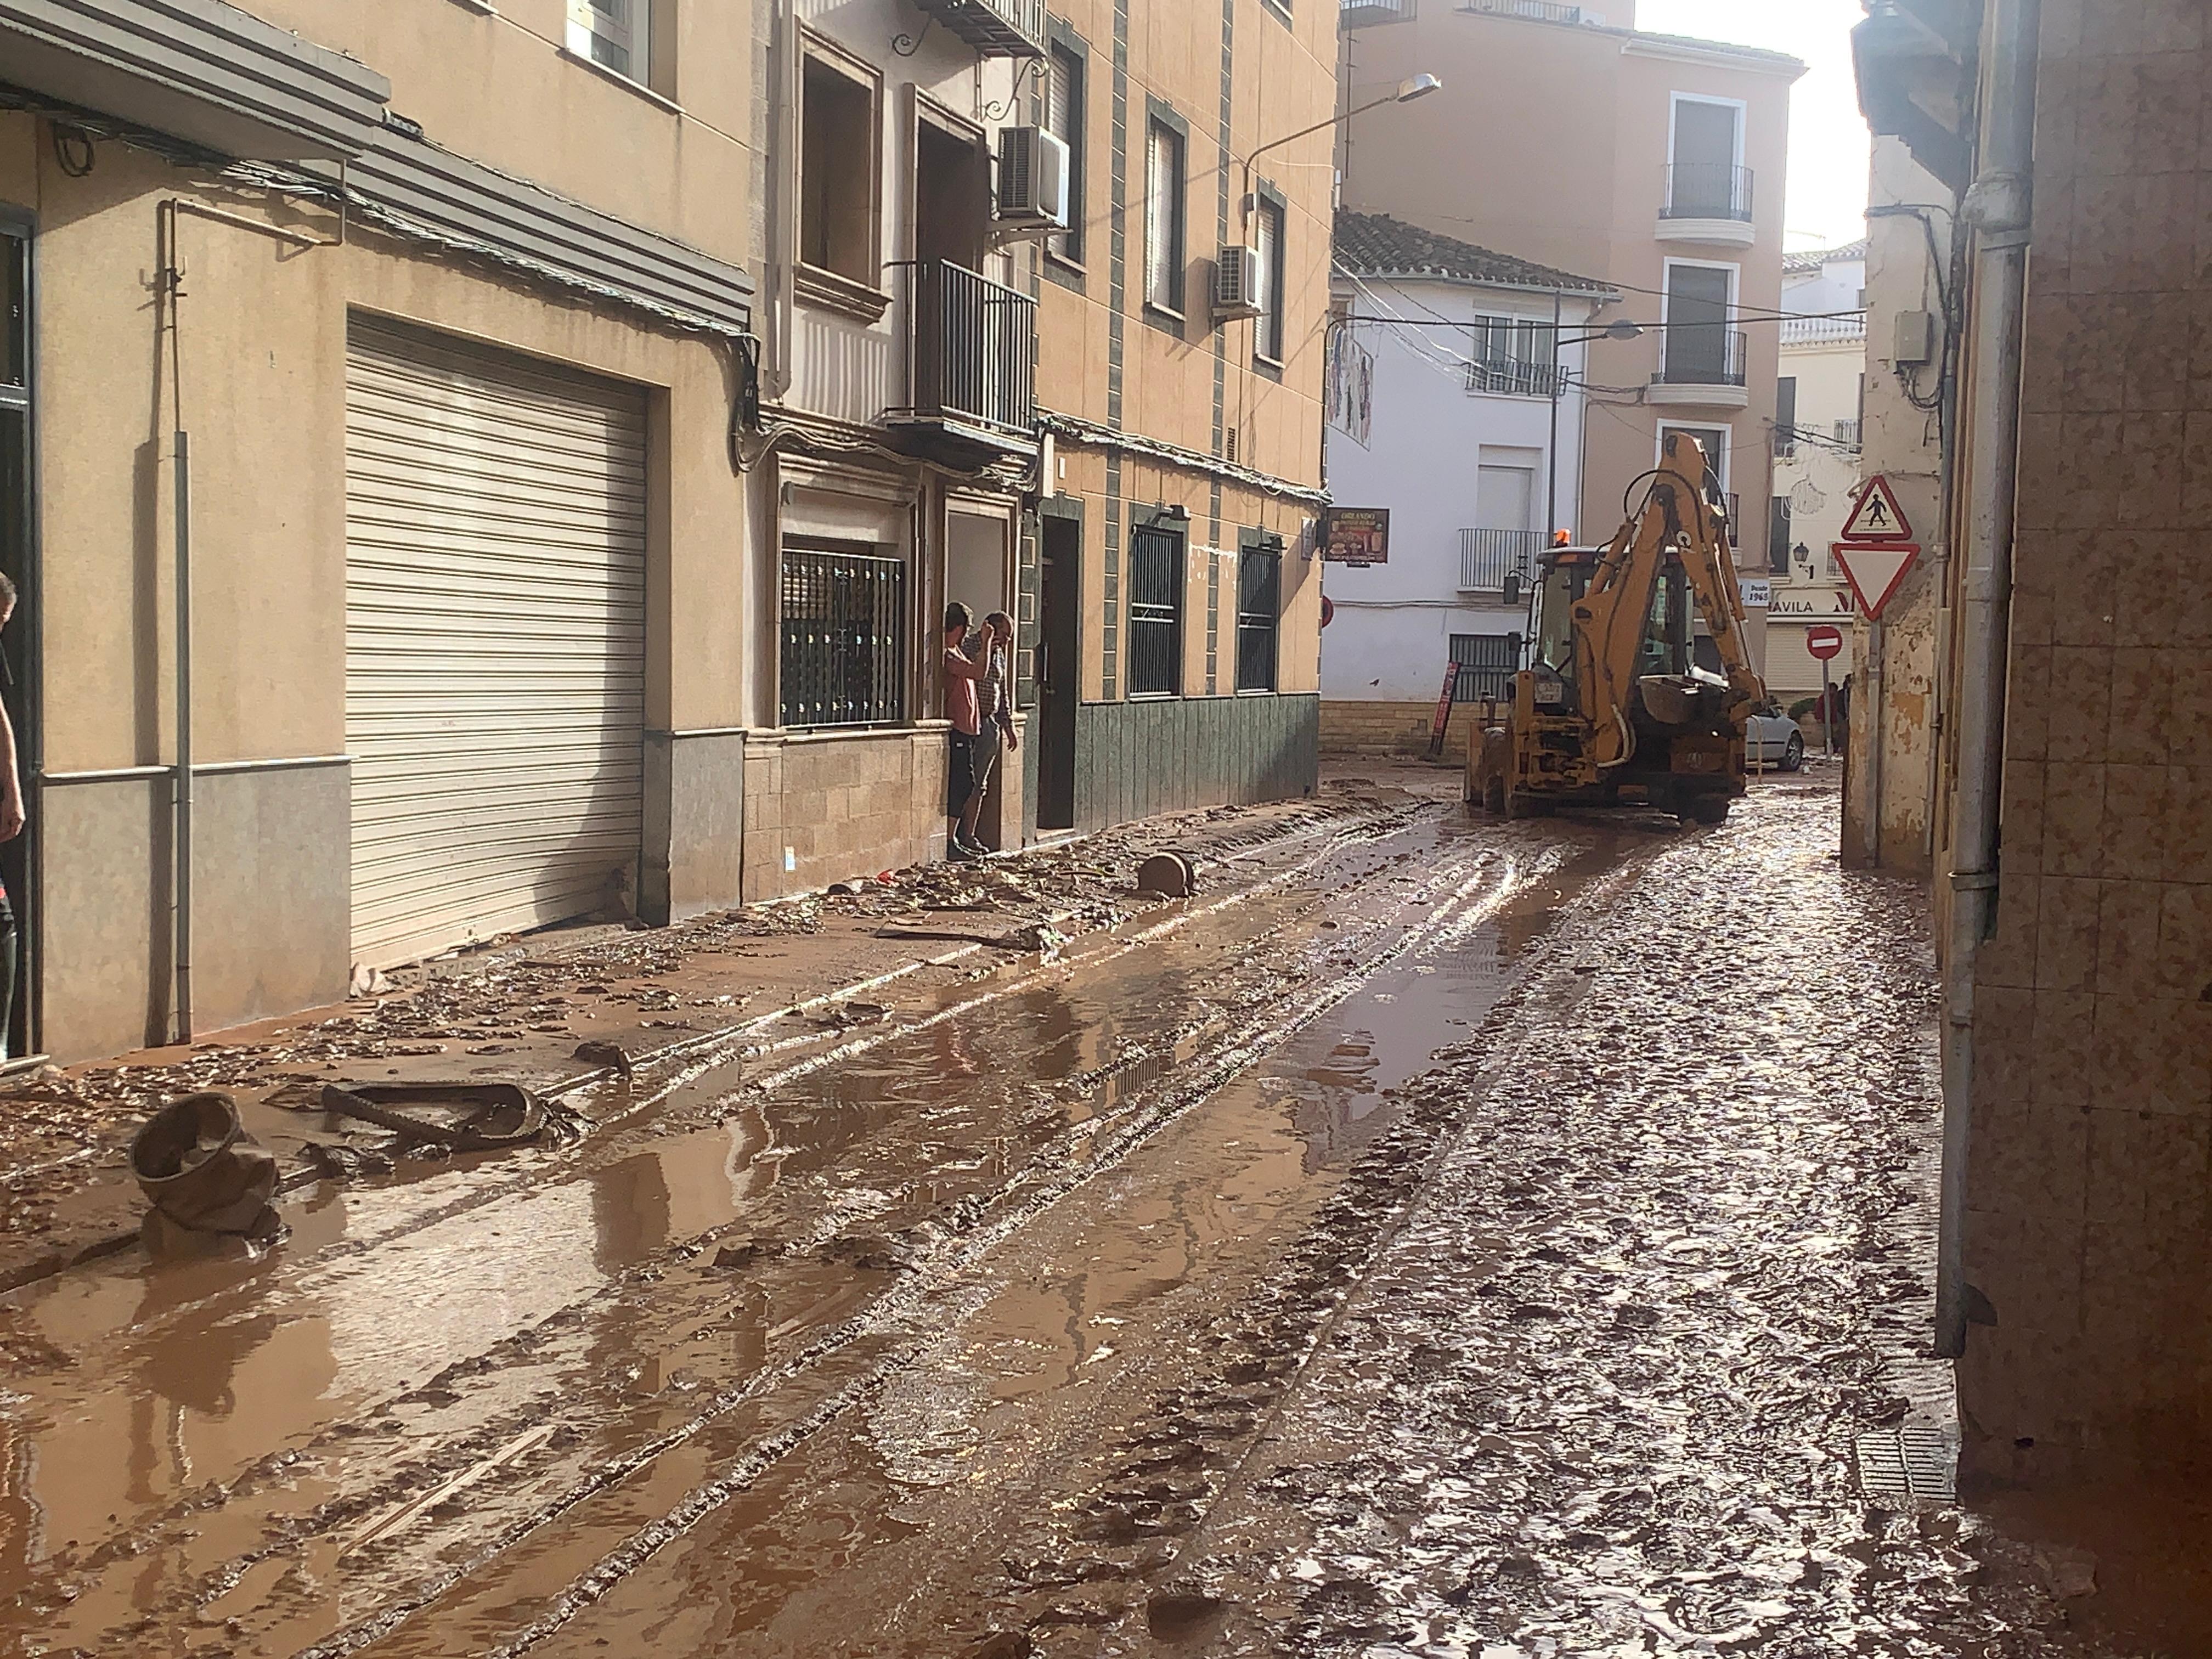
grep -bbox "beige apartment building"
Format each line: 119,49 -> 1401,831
1337,0 -> 1803,664
0,0 -> 1334,1062
755,0 -> 1334,900
0,0 -> 756,1062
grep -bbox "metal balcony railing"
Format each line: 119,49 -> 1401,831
1834,417 -> 1862,445
1464,356 -> 1562,398
1661,163 -> 1756,223
912,259 -> 1039,436
1341,0 -> 1417,22
1458,0 -> 1583,21
1459,528 -> 1544,593
1654,328 -> 1748,388
907,0 -> 1045,57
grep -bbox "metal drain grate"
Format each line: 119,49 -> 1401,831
1854,1426 -> 1957,1502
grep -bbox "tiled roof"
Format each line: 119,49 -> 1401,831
1785,239 -> 1870,273
1333,211 -> 1614,296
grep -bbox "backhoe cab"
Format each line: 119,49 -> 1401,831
1467,432 -> 1767,826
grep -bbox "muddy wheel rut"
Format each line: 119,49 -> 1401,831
2,804 -> 1663,1657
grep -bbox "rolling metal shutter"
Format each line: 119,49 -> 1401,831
345,318 -> 647,969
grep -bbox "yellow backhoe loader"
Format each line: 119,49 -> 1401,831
1467,432 -> 1767,825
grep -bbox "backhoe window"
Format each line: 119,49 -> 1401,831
1536,566 -> 1580,675
1638,568 -> 1690,678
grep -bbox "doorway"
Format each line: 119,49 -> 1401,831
1036,513 -> 1080,831
0,219 -> 36,1059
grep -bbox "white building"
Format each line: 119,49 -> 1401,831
1767,241 -> 1868,698
1321,211 -> 1615,754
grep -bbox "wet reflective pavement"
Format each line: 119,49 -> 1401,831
0,779 -> 2138,1656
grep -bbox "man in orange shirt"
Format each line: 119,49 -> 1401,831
943,602 -> 998,860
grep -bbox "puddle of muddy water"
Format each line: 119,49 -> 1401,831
0,818 -> 1604,1656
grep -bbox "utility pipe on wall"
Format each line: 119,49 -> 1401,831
156,196 -> 331,1045
1937,0 -> 2041,1359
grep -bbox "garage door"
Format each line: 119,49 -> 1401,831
1764,620 -> 1853,701
345,318 -> 647,969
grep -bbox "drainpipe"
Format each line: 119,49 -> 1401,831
766,0 -> 799,401
1937,0 -> 2040,1359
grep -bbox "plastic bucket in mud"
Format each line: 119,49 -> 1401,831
129,1092 -> 280,1235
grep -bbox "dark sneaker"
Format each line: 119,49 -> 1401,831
947,840 -> 980,862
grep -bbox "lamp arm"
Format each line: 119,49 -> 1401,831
1239,91 -> 1402,223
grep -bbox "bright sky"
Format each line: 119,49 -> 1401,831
1634,0 -> 1872,252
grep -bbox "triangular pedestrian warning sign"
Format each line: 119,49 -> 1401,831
1832,542 -> 1921,621
1839,475 -> 1913,541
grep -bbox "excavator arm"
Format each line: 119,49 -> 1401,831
1568,432 -> 1766,769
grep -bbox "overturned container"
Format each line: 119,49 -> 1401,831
129,1091 -> 281,1235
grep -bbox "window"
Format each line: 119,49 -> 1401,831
1659,263 -> 1740,385
1253,194 -> 1286,364
1127,525 -> 1184,695
1235,545 -> 1280,691
1768,496 -> 1792,576
1774,375 -> 1797,456
1466,315 -> 1559,397
1144,119 -> 1186,316
1666,96 -> 1748,220
1045,42 -> 1085,265
780,546 -> 907,729
567,0 -> 649,83
1451,634 -> 1522,703
800,50 -> 879,289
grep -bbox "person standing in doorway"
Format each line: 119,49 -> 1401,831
942,603 -> 998,861
964,609 -> 1020,848
0,575 -> 25,1058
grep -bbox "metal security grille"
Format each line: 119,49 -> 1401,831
1450,631 -> 1522,702
1235,548 -> 1279,692
1127,527 -> 1183,696
780,548 -> 907,729
344,319 -> 647,972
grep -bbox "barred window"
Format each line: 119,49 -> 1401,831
1451,632 -> 1522,702
1127,526 -> 1184,696
780,546 -> 907,729
1235,546 -> 1280,692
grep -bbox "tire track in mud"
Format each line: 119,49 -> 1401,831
298,830 -> 1583,1659
10,807 -> 1577,1656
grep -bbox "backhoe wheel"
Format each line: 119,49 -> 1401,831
1483,772 -> 1506,815
1685,795 -> 1731,826
1505,786 -> 1554,820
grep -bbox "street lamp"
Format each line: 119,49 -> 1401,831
1240,73 -> 1442,221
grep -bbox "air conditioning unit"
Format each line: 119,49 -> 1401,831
994,126 -> 1070,238
1214,244 -> 1264,322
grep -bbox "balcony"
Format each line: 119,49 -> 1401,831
1651,328 -> 1750,408
1464,357 -> 1562,399
1780,313 -> 1868,347
1459,528 -> 1545,595
905,0 -> 1046,57
1342,0 -> 1418,22
1833,418 -> 1862,445
1656,163 -> 1757,247
886,259 -> 1040,469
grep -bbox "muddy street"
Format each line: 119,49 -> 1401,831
0,776 -> 2127,1657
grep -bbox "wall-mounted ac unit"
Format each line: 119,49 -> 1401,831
1214,244 -> 1263,322
995,126 -> 1071,238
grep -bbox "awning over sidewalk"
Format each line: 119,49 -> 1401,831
0,0 -> 390,160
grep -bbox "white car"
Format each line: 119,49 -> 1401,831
1745,709 -> 1807,772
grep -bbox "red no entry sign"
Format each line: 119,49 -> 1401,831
1806,624 -> 1844,662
